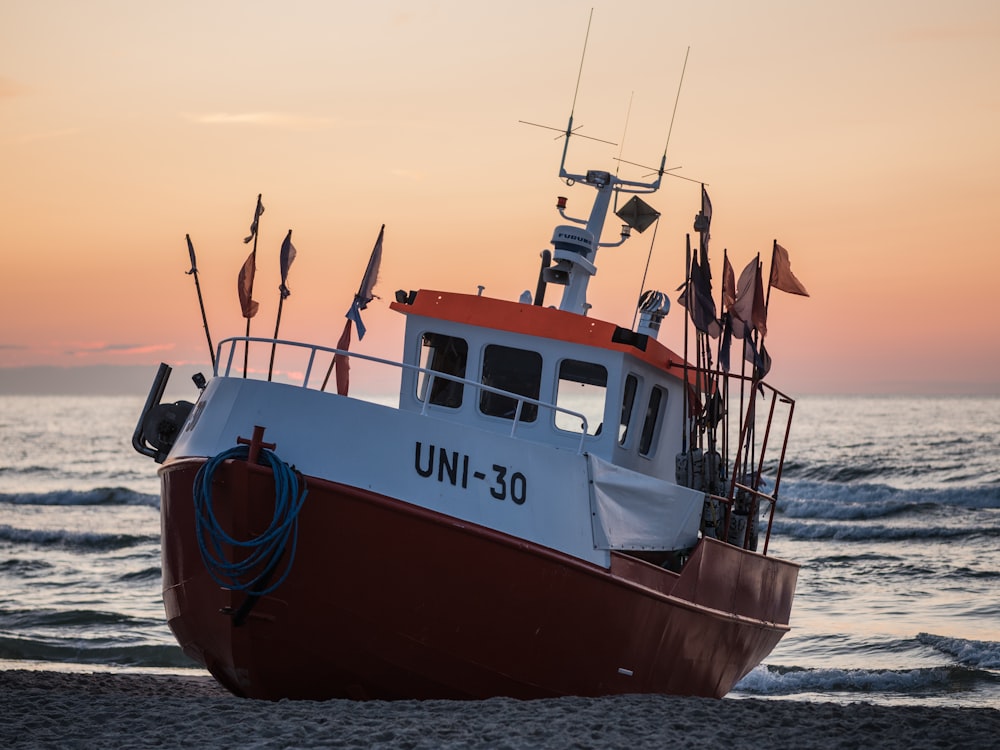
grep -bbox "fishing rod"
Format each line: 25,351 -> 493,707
268,229 -> 296,382
185,234 -> 215,369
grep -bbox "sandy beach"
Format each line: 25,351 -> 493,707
1,670 -> 997,749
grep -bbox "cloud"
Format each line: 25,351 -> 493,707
182,111 -> 336,131
67,342 -> 176,357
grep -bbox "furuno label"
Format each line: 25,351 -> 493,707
414,441 -> 527,505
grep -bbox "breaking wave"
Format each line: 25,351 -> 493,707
734,663 -> 999,700
778,480 -> 1000,519
918,633 -> 1000,671
736,633 -> 1000,703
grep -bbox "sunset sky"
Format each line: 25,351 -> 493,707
2,0 -> 998,395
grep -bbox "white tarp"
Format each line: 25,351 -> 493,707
588,454 -> 704,551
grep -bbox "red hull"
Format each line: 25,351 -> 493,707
161,457 -> 797,700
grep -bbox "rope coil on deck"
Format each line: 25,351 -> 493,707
193,445 -> 308,596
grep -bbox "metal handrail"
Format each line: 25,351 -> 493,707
731,481 -> 779,555
684,371 -> 795,557
705,482 -> 778,555
214,336 -> 592,454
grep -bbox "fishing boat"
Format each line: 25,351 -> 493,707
132,85 -> 803,701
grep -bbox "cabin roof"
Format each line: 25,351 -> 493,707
390,289 -> 692,378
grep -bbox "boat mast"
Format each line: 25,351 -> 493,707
541,12 -> 676,316
548,164 -> 663,316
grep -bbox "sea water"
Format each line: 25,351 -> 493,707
1,393 -> 998,707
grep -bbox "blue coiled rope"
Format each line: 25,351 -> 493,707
193,444 -> 308,596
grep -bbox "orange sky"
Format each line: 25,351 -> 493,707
2,1 -> 999,394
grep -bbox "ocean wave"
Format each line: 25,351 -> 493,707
951,566 -> 1000,581
0,487 -> 159,508
778,480 -> 1000,519
0,464 -> 51,476
783,459 -> 887,484
118,566 -> 162,583
0,634 -> 195,670
0,607 -> 145,631
918,633 -> 1000,670
783,457 -> 1000,494
734,663 -> 999,697
0,524 -> 158,552
771,519 -> 1000,542
0,557 -> 53,574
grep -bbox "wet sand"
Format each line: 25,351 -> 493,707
1,669 -> 998,749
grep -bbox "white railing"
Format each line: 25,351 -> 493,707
215,337 -> 592,454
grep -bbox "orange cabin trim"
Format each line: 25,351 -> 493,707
390,289 -> 694,380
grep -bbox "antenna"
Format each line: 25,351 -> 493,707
629,46 -> 695,329
658,46 -> 691,177
518,120 -> 616,146
570,8 -> 593,118
614,157 -> 704,185
518,10 -> 617,156
606,47 -> 692,185
560,8 -> 594,176
613,91 -> 635,212
615,91 -> 635,172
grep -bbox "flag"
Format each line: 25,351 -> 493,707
721,253 -> 736,312
278,230 -> 296,299
744,333 -> 772,377
769,243 -> 809,296
184,234 -> 198,281
730,257 -> 766,338
333,318 -> 352,396
694,185 -> 712,282
185,234 -> 198,275
704,389 -> 725,428
759,341 -> 772,377
719,313 -> 733,372
751,261 -> 766,336
694,184 -> 712,238
345,224 -> 384,340
328,224 -> 385,396
238,251 -> 259,318
244,194 -> 265,244
676,234 -> 720,338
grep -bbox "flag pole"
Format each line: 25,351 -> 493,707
681,233 -> 691,457
321,224 -> 385,394
695,183 -> 714,458
267,296 -> 284,382
185,234 -> 215,369
321,319 -> 353,394
243,194 -> 264,378
764,238 -> 777,314
736,252 -> 760,452
719,247 -> 732,470
268,230 -> 296,382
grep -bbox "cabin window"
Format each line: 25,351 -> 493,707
554,359 -> 607,436
639,386 -> 666,456
618,374 -> 639,445
417,332 -> 468,408
479,344 -> 542,422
